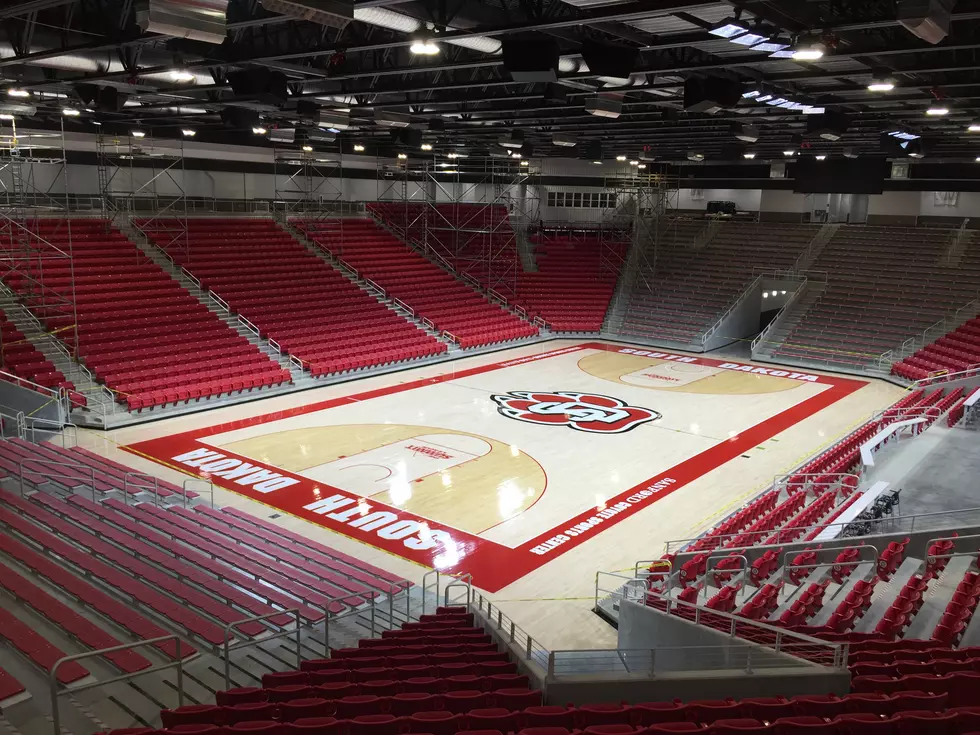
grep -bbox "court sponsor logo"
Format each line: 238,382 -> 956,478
491,391 -> 660,434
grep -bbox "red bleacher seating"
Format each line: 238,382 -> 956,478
139,218 -> 445,377
296,218 -> 537,349
893,316 -> 980,382
0,309 -> 83,405
0,219 -> 289,411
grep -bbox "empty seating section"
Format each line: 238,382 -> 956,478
139,219 -> 444,377
0,453 -> 412,693
515,236 -> 627,332
622,221 -> 818,344
0,309 -> 81,404
777,225 -> 980,368
893,316 -> 980,381
296,218 -> 537,348
102,606 -> 980,735
0,219 -> 287,412
367,202 -> 520,291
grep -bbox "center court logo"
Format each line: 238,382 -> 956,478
490,391 -> 660,434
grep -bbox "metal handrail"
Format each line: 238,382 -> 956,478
50,635 -> 189,735
471,591 -> 548,669
223,609 -> 302,689
18,458 -> 97,500
700,273 -> 765,346
183,478 -> 214,508
751,277 -> 810,353
123,471 -> 164,505
777,544 -> 879,596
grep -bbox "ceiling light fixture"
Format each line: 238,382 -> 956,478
132,130 -> 146,138
447,152 -> 458,159
397,153 -> 408,159
868,81 -> 895,92
410,34 -> 440,55
792,41 -> 826,61
637,164 -> 646,169
181,128 -> 196,137
743,152 -> 756,159
302,145 -> 313,152
968,122 -> 980,132
252,126 -> 267,134
0,114 -> 13,121
520,160 -> 529,166
170,70 -> 195,82
616,155 -> 627,161
629,160 -> 639,166
815,154 -> 827,160
926,105 -> 949,116
420,143 -> 433,151
62,108 -> 80,116
7,88 -> 29,98
783,149 -> 796,156
353,144 -> 365,152
593,160 -> 602,165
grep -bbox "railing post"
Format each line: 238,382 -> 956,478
370,596 -> 376,637
526,635 -> 533,659
510,621 -> 516,643
745,646 -> 753,675
548,651 -> 555,678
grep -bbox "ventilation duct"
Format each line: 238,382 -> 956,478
269,128 -> 296,143
898,0 -> 956,44
260,0 -> 352,28
552,133 -> 577,147
585,94 -> 623,119
318,110 -> 351,130
0,102 -> 37,116
375,110 -> 411,128
136,0 -> 228,44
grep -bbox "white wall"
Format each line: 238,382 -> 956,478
867,191 -> 921,216
760,190 -> 807,213
676,188 -> 762,212
918,191 -> 980,219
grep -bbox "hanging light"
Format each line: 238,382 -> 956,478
62,108 -> 80,116
520,160 -> 529,166
181,128 -> 196,136
170,70 -> 195,82
132,130 -> 146,138
353,144 -> 365,151
967,122 -> 980,132
815,154 -> 827,160
743,152 -> 756,159
252,126 -> 268,134
410,33 -> 440,55
7,88 -> 30,97
791,40 -> 826,61
629,160 -> 639,166
615,155 -> 627,161
926,105 -> 949,116
397,153 -> 408,159
302,145 -> 313,152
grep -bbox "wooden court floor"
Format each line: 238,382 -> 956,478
76,339 -> 905,651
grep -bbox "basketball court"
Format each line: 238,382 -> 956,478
104,340 -> 905,603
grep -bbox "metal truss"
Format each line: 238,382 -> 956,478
273,148 -> 344,229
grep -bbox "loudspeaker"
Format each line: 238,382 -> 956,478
683,77 -> 741,113
806,110 -> 849,141
581,40 -> 637,80
543,83 -> 567,103
502,38 -> 560,83
220,107 -> 260,130
226,69 -> 288,107
390,128 -> 422,148
297,100 -> 319,118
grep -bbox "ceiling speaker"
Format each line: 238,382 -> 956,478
683,77 -> 741,114
585,94 -> 623,119
581,40 -> 637,81
502,38 -> 560,83
226,68 -> 287,108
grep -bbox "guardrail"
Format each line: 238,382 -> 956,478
50,635 -> 190,735
700,274 -> 765,346
471,591 -> 549,671
751,277 -> 810,353
876,294 -> 980,369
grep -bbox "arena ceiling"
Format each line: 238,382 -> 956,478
3,0 -> 980,163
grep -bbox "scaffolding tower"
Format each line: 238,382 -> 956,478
374,155 -> 539,299
97,132 -> 189,262
273,148 -> 344,228
0,117 -> 77,417
603,165 -> 680,291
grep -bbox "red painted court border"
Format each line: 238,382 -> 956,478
125,342 -> 867,592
